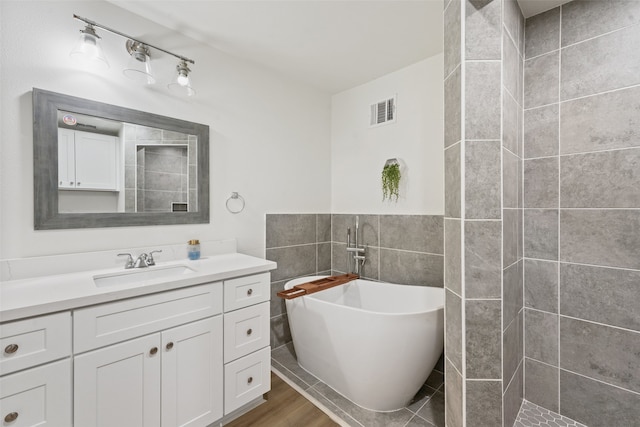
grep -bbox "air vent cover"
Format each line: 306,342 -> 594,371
370,96 -> 396,127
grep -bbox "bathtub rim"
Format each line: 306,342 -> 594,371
284,275 -> 444,316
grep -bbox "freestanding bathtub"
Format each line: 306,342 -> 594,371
284,275 -> 444,412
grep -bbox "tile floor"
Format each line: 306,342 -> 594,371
271,343 -> 445,427
514,401 -> 587,427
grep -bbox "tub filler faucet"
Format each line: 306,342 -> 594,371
346,216 -> 366,275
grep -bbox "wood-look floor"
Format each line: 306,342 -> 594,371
225,372 -> 339,427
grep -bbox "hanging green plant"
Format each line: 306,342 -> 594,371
381,161 -> 401,202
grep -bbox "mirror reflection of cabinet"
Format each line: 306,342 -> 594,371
57,129 -> 119,191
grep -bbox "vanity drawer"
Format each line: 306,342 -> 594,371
0,312 -> 71,376
223,302 -> 270,363
223,273 -> 270,312
0,359 -> 71,426
224,346 -> 271,415
74,282 -> 222,353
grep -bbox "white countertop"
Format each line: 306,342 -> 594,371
0,253 -> 276,323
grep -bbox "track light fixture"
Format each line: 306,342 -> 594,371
70,14 -> 196,96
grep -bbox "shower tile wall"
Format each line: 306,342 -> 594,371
523,2 -> 640,426
444,0 -> 524,425
123,124 -> 197,212
266,214 -> 444,349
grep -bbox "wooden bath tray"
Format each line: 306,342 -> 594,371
277,274 -> 359,299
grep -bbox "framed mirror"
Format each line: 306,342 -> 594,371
33,88 -> 209,229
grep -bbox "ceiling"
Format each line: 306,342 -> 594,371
109,0 -> 571,94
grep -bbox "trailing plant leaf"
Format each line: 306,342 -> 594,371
381,163 -> 401,202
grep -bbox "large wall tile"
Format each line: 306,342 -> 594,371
331,214 -> 378,246
560,210 -> 640,269
524,259 -> 558,313
561,25 -> 640,100
560,369 -> 640,427
266,214 -> 316,248
503,0 -> 522,48
360,246 -> 379,281
525,358 -> 559,412
465,0 -> 501,60
270,313 -> 292,348
524,104 -> 558,158
560,317 -> 640,392
503,148 -> 520,209
560,263 -> 640,331
446,290 -> 463,371
503,209 -> 519,268
266,244 -> 316,282
466,380 -> 501,425
317,242 -> 331,272
380,249 -> 443,287
524,157 -> 558,208
445,67 -> 462,148
465,221 -> 501,298
525,309 -> 558,365
465,141 -> 501,219
317,214 -> 331,242
445,143 -> 461,218
560,86 -> 640,155
524,209 -> 558,260
561,148 -> 640,208
445,218 -> 462,295
445,360 -> 463,427
444,0 -> 461,77
503,260 -> 523,330
270,280 -> 287,317
525,7 -> 560,59
503,28 -> 521,104
465,61 -> 501,140
380,215 -> 443,254
524,51 -> 559,109
503,362 -> 523,427
466,299 -> 501,379
503,311 -> 522,391
331,242 -> 348,274
503,91 -> 520,156
561,0 -> 640,47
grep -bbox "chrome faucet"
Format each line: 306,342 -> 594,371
346,216 -> 366,275
117,249 -> 162,269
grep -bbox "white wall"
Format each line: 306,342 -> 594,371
331,56 -> 444,214
0,1 -> 332,260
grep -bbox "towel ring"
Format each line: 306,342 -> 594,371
226,192 -> 245,214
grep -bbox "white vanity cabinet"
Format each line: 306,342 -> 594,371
73,283 -> 223,427
0,312 -> 72,426
222,273 -> 271,415
58,128 -> 119,191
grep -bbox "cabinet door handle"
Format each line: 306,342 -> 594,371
246,328 -> 253,336
77,182 -> 81,186
4,412 -> 19,423
150,347 -> 158,355
247,376 -> 253,384
247,288 -> 253,296
4,344 -> 18,354
166,342 -> 174,350
70,181 -> 74,185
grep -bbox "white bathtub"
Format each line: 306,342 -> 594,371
284,276 -> 444,412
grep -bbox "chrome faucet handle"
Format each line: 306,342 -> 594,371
133,253 -> 149,268
147,250 -> 162,266
117,253 -> 134,269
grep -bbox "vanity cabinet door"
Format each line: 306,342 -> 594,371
74,334 -> 161,427
57,128 -> 75,189
161,316 -> 223,427
73,131 -> 118,191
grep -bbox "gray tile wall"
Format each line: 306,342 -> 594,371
444,0 -> 525,425
266,213 -> 444,350
523,2 -> 640,425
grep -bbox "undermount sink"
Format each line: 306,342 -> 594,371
93,265 -> 196,287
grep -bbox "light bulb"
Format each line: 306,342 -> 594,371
177,72 -> 190,87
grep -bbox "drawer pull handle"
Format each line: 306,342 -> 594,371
166,342 -> 174,350
247,376 -> 253,384
246,328 -> 253,336
247,288 -> 253,296
4,412 -> 19,423
150,347 -> 158,355
4,344 -> 18,354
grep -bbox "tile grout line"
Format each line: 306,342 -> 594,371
557,4 -> 563,415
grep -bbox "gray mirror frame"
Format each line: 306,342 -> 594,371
33,88 -> 210,229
